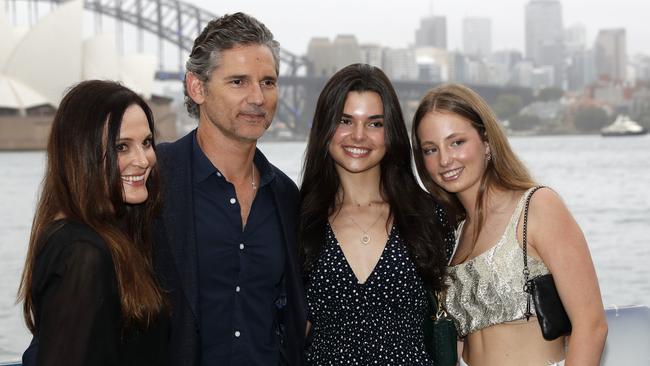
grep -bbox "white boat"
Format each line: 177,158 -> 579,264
600,115 -> 648,137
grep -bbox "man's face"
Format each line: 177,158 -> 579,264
196,44 -> 278,143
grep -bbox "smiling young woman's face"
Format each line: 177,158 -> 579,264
417,110 -> 490,198
328,91 -> 386,176
116,104 -> 156,204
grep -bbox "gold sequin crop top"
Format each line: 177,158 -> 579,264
444,188 -> 550,337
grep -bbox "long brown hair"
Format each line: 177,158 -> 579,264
411,83 -> 536,240
300,64 -> 448,290
18,80 -> 165,332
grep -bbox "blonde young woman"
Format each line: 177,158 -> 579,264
411,83 -> 607,366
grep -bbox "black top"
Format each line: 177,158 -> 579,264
191,135 -> 285,365
306,224 -> 434,366
23,220 -> 169,366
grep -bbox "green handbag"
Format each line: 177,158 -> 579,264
423,289 -> 458,366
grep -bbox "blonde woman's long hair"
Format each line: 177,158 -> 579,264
411,83 -> 536,242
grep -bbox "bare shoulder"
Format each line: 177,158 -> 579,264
527,187 -> 584,252
528,186 -> 571,219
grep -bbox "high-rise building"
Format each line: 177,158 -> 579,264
306,35 -> 362,77
415,16 -> 447,49
567,49 -> 596,91
595,28 -> 627,82
306,37 -> 334,77
525,0 -> 565,86
332,35 -> 362,71
487,50 -> 524,85
462,17 -> 492,57
564,24 -> 587,54
383,48 -> 418,80
360,44 -> 383,69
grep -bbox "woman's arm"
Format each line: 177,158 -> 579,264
527,188 -> 608,366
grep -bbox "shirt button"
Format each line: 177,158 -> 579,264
235,286 -> 241,292
229,198 -> 236,204
216,172 -> 222,177
234,331 -> 241,337
239,243 -> 245,250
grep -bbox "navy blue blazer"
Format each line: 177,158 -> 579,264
153,130 -> 306,366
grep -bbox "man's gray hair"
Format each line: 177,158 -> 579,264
184,12 -> 280,119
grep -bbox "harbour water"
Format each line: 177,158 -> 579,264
1,135 -> 649,360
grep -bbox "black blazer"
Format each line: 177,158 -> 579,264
153,130 -> 306,366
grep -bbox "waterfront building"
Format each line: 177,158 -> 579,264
0,0 -> 175,150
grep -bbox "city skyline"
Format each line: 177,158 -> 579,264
192,0 -> 649,56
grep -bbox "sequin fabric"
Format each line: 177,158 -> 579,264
444,188 -> 550,337
306,223 -> 434,366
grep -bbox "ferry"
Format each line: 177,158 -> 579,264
600,115 -> 648,137
1,305 -> 648,365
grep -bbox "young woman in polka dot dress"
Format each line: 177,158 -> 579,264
299,64 -> 455,365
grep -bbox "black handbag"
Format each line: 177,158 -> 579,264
423,289 -> 458,366
522,186 -> 572,341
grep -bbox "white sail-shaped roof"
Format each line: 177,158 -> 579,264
120,54 -> 157,99
0,5 -> 17,69
3,0 -> 83,107
83,34 -> 120,80
0,74 -> 49,109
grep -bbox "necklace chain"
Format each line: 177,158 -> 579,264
251,163 -> 257,191
349,208 -> 384,245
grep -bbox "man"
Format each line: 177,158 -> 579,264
154,12 -> 306,366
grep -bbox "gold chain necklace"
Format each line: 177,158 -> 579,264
348,209 -> 384,245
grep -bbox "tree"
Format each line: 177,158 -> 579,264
509,114 -> 541,131
573,106 -> 610,133
537,87 -> 564,102
493,94 -> 525,120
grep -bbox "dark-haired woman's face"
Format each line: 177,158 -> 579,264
116,105 -> 156,204
328,91 -> 386,176
417,110 -> 489,199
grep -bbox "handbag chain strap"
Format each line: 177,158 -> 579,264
522,185 -> 546,320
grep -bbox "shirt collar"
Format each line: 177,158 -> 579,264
192,132 -> 218,183
192,132 -> 276,187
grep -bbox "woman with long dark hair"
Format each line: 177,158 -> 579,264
18,80 -> 168,365
299,63 -> 452,365
411,83 -> 607,365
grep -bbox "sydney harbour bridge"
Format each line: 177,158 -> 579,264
5,0 -> 533,135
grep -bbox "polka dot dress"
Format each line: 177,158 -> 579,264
306,223 -> 434,366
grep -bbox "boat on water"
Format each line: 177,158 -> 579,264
600,115 -> 648,137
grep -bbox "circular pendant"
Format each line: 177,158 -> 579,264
361,234 -> 371,245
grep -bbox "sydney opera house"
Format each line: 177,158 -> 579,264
0,0 -> 177,149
